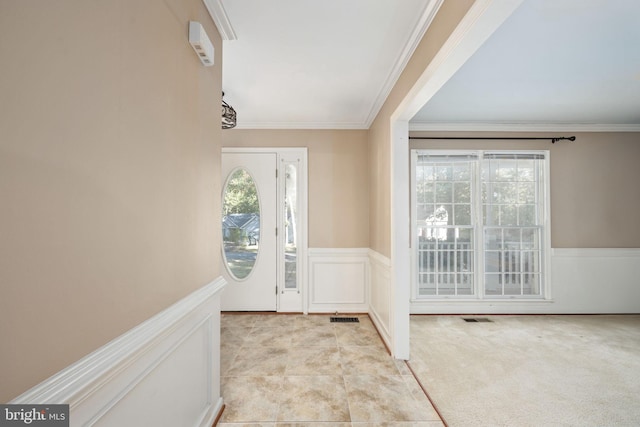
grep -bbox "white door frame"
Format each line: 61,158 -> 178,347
222,147 -> 308,313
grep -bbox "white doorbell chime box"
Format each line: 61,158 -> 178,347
189,21 -> 214,66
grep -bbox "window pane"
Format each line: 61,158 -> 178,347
457,274 -> 473,295
417,240 -> 436,272
518,205 -> 536,226
522,251 -> 540,274
485,274 -> 502,295
518,182 -> 536,203
417,203 -> 435,222
484,204 -> 498,226
495,160 -> 517,181
504,228 -> 521,250
284,164 -> 298,289
500,205 -> 517,226
436,182 -> 453,203
485,251 -> 500,273
417,224 -> 475,296
425,226 -> 446,241
454,182 -> 471,203
457,228 -> 474,246
481,153 -> 545,297
222,168 -> 260,280
419,273 -> 436,296
418,181 -> 434,204
523,274 -> 540,295
522,228 -> 539,250
423,165 -> 435,180
504,250 -> 520,274
495,183 -> 517,204
436,164 -> 453,180
518,161 -> 535,181
453,204 -> 471,225
504,277 -> 522,295
457,250 -> 474,273
453,163 -> 471,181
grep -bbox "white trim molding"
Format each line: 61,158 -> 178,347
203,0 -> 237,41
409,122 -> 640,132
368,249 -> 392,352
234,121 -> 369,130
12,278 -> 227,427
363,0 -> 445,128
307,248 -> 370,313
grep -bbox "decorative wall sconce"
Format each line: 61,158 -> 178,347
222,92 -> 237,129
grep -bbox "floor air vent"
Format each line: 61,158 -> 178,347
463,318 -> 492,323
330,317 -> 360,323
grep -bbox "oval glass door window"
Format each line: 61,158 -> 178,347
222,168 -> 260,280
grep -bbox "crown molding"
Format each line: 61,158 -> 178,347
203,0 -> 237,41
363,0 -> 445,128
234,121 -> 369,130
408,122 -> 640,132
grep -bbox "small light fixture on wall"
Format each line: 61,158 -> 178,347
222,92 -> 237,129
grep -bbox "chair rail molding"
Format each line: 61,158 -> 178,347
11,277 -> 227,427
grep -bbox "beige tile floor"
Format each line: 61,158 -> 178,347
219,313 -> 443,427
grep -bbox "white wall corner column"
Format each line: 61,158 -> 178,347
387,0 -> 527,359
390,120 -> 411,360
11,278 -> 227,427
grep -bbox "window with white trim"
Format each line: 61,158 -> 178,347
411,150 -> 549,299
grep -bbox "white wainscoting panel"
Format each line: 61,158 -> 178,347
368,249 -> 392,350
11,278 -> 227,427
550,248 -> 640,313
308,248 -> 369,313
411,248 -> 640,314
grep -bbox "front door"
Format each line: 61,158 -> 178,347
221,152 -> 277,311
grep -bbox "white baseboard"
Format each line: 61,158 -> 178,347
307,248 -> 369,313
11,278 -> 227,427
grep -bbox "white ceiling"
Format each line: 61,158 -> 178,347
214,0 -> 640,131
411,0 -> 640,131
218,0 -> 440,129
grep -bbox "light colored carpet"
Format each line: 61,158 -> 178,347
409,315 -> 640,427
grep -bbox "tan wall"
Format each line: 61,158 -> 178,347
0,0 -> 222,401
367,0 -> 476,257
221,130 -> 370,248
410,131 -> 640,248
